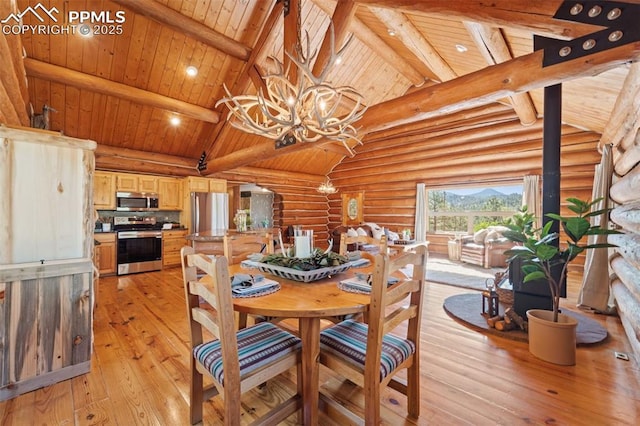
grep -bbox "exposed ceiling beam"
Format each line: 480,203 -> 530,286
358,41 -> 640,133
312,0 -> 358,75
203,40 -> 640,174
111,0 -> 251,61
284,0 -> 301,84
354,0 -> 607,39
95,145 -> 197,170
312,0 -> 427,86
369,7 -> 456,81
464,21 -> 538,125
23,58 -> 220,124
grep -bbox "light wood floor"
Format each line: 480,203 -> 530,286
1,266 -> 639,425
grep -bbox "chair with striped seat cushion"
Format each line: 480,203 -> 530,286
319,319 -> 415,382
181,246 -> 302,425
194,321 -> 301,385
319,245 -> 428,424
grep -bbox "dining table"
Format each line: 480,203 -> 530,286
227,260 -> 373,426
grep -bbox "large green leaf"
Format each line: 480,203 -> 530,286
535,244 -> 557,261
564,217 -> 590,241
524,271 -> 547,282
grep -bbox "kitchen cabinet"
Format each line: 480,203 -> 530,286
158,177 -> 183,210
162,229 -> 188,268
94,232 -> 117,276
186,176 -> 227,193
116,173 -> 158,193
94,171 -> 116,209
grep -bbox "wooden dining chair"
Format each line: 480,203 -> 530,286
180,246 -> 302,425
339,233 -> 388,259
319,244 -> 428,424
223,232 -> 274,264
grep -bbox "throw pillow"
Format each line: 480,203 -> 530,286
356,227 -> 368,236
372,226 -> 385,240
347,228 -> 358,237
473,228 -> 489,244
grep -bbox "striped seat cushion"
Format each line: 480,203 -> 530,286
194,322 -> 301,385
320,319 -> 415,381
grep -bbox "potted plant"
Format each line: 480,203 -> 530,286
503,198 -> 620,365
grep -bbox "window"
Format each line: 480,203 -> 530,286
427,185 -> 522,234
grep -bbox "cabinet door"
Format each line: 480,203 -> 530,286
209,179 -> 227,192
94,172 -> 116,209
159,178 -> 183,210
95,234 -> 116,275
187,177 -> 210,192
116,174 -> 138,192
162,230 -> 188,268
139,176 -> 158,193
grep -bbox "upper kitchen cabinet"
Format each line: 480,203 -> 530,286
158,177 -> 183,210
116,173 -> 158,193
186,176 -> 227,193
94,171 -> 116,210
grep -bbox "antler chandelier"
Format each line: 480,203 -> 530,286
215,1 -> 367,154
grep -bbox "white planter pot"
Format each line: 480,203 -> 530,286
526,309 -> 578,366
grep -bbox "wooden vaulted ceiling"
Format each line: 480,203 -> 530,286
10,0 -> 640,182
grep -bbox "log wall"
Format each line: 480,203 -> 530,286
610,152 -> 640,363
328,104 -> 599,257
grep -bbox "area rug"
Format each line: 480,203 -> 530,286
426,254 -> 505,291
443,293 -> 608,345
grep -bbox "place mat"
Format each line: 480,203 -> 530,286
338,275 -> 400,294
231,277 -> 281,298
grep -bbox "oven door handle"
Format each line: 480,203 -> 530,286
118,231 -> 162,239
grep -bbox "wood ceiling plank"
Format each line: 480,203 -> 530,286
76,89 -> 94,139
89,93 -> 108,142
48,81 -> 65,131
132,105 -> 154,148
100,97 -> 121,146
122,102 -> 144,148
135,20 -> 164,89
111,0 -> 251,60
64,86 -> 81,137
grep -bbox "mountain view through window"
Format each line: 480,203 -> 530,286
428,185 -> 523,234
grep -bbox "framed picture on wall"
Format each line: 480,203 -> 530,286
342,192 -> 364,225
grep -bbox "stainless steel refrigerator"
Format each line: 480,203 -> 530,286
190,192 -> 229,233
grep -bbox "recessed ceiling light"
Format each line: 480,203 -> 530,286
455,44 -> 468,53
170,116 -> 181,126
387,28 -> 396,36
186,65 -> 198,77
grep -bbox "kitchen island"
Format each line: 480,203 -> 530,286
185,229 -> 281,256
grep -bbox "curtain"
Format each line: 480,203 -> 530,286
522,175 -> 541,227
414,183 -> 427,241
577,144 -> 616,314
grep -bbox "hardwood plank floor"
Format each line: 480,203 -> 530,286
1,266 -> 638,425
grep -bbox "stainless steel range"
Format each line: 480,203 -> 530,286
114,216 -> 162,275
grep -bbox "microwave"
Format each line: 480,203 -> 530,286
116,192 -> 160,211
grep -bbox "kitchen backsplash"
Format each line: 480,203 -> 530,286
96,210 -> 181,227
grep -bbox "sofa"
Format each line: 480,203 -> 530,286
330,223 -> 398,253
460,225 -> 515,268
